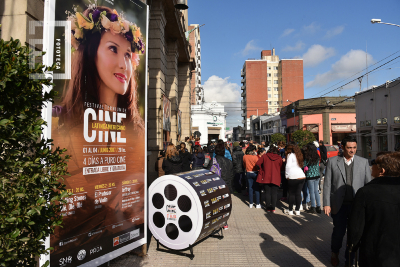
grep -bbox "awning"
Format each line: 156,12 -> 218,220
208,127 -> 221,134
331,124 -> 356,132
306,124 -> 319,133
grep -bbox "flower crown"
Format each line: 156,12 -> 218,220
66,1 -> 145,56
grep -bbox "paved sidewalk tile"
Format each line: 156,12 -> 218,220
108,190 -> 346,267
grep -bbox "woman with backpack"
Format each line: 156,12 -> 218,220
162,144 -> 183,175
192,146 -> 205,170
243,145 -> 261,209
303,143 -> 322,214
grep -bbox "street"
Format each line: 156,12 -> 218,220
109,189 -> 345,267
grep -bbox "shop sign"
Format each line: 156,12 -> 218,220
360,121 -> 365,127
395,116 -> 400,124
377,119 -> 382,125
331,118 -> 336,121
331,124 -> 357,132
366,120 -> 371,126
382,118 -> 387,125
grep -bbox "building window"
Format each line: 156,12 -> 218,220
268,108 -> 272,113
268,94 -> 271,98
268,66 -> 271,70
268,87 -> 271,91
275,101 -> 279,105
268,73 -> 271,77
274,87 -> 278,91
274,94 -> 279,98
274,80 -> 278,84
274,73 -> 278,77
274,66 -> 278,70
267,80 -> 271,85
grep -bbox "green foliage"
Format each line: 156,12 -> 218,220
0,38 -> 70,266
271,133 -> 286,144
292,130 -> 316,148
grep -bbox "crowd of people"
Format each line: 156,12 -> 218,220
155,136 -> 400,267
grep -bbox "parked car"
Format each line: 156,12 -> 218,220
325,144 -> 339,158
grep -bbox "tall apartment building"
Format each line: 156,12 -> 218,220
241,49 -> 304,128
188,24 -> 204,105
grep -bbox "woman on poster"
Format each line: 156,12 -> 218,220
53,4 -> 145,131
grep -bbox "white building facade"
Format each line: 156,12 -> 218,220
191,102 -> 227,145
355,77 -> 400,160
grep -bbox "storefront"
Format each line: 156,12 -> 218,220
331,123 -> 357,145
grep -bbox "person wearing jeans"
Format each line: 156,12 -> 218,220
284,144 -> 306,215
246,171 -> 260,208
243,145 -> 261,208
302,143 -> 322,214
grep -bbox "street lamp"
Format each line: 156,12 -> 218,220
371,19 -> 400,28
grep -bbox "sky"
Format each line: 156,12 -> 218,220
187,0 -> 400,130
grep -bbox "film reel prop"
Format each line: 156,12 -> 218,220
148,169 -> 232,258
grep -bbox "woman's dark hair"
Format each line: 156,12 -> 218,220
258,148 -> 265,155
202,146 -> 208,153
375,151 -> 400,177
194,146 -> 202,156
285,144 -> 304,168
267,146 -> 279,155
239,141 -> 244,147
215,143 -> 225,156
246,145 -> 256,155
303,143 -> 320,165
62,6 -> 142,128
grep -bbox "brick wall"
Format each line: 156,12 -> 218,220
245,61 -> 269,117
281,60 -> 304,107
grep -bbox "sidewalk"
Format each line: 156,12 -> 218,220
109,191 -> 345,266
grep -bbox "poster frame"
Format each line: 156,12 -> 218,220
39,1 -> 148,265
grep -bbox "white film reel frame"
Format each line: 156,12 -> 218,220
148,175 -> 203,250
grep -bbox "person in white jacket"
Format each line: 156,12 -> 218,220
284,144 -> 306,215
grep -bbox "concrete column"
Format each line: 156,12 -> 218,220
322,110 -> 330,144
178,63 -> 192,139
165,41 -> 179,143
0,0 -> 44,48
147,1 -> 166,184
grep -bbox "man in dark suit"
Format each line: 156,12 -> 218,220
323,136 -> 371,267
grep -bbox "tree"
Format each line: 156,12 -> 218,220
0,36 -> 70,267
292,130 -> 316,148
271,133 -> 286,144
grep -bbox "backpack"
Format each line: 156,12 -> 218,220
210,157 -> 221,177
204,153 -> 211,167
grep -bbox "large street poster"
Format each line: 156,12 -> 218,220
42,0 -> 148,266
163,95 -> 171,132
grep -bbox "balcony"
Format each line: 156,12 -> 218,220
241,113 -> 246,117
241,69 -> 245,77
241,85 -> 246,90
241,78 -> 246,84
242,120 -> 246,124
241,91 -> 246,97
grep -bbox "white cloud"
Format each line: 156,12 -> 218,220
306,50 -> 375,88
203,75 -> 241,103
236,40 -> 262,57
302,44 -> 335,67
324,26 -> 345,39
281,28 -> 295,37
303,22 -> 321,35
282,41 -> 305,52
203,76 -> 242,127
